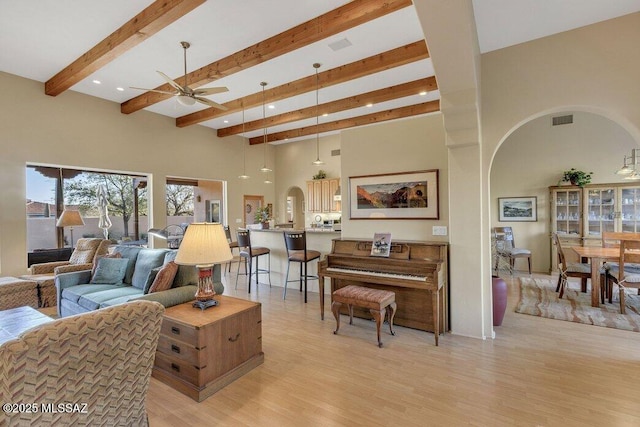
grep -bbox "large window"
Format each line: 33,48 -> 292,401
26,166 -> 148,250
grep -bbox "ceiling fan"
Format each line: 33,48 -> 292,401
131,41 -> 228,110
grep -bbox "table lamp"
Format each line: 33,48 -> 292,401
175,223 -> 232,309
56,209 -> 85,248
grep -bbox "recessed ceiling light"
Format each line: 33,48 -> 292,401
419,91 -> 427,96
268,105 -> 275,109
223,120 -> 228,123
322,113 -> 328,117
92,80 -> 101,85
116,87 -> 124,91
366,103 -> 373,108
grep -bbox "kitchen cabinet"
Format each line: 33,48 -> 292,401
307,178 -> 340,213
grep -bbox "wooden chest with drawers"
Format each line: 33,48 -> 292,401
152,296 -> 264,401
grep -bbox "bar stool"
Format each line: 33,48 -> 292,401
236,230 -> 271,293
224,225 -> 240,275
283,231 -> 321,303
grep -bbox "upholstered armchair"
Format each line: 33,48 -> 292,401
29,238 -> 110,275
0,300 -> 164,426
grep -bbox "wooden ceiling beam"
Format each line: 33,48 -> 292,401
45,0 -> 205,96
177,41 -> 429,128
248,100 -> 441,145
121,0 -> 412,114
217,77 -> 437,137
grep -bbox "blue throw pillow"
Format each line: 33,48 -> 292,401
90,257 -> 129,285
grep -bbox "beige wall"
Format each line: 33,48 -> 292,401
340,115 -> 449,241
0,71 -> 274,276
491,112 -> 637,273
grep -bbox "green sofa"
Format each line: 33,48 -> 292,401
55,245 -> 223,317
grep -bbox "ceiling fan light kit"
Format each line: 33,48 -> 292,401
131,41 -> 228,110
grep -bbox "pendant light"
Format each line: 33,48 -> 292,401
238,102 -> 250,179
259,81 -> 272,173
312,62 -> 324,166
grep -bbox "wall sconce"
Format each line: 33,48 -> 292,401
196,195 -> 202,203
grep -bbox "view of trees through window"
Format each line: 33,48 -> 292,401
26,166 -> 198,251
166,184 -> 194,217
26,166 -> 148,250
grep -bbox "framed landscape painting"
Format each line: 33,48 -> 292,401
349,170 -> 439,220
498,196 -> 537,222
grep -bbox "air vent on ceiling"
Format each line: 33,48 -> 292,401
552,114 -> 573,126
331,149 -> 341,157
328,38 -> 352,51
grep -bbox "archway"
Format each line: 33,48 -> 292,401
284,186 -> 305,229
489,109 -> 639,273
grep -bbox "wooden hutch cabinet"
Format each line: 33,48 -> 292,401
549,182 -> 640,271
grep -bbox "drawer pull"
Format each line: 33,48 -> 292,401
171,363 -> 180,373
171,326 -> 181,335
228,333 -> 241,342
171,344 -> 181,354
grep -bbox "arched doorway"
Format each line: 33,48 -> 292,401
489,110 -> 638,273
285,186 -> 305,229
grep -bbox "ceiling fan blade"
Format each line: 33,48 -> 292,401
195,96 -> 228,111
129,86 -> 177,95
156,71 -> 185,93
192,86 -> 229,96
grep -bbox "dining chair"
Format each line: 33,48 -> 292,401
604,233 -> 640,313
283,231 -> 321,303
224,225 -> 240,275
235,230 -> 271,293
552,233 -> 591,298
493,227 -> 531,274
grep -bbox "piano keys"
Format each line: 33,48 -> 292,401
318,238 -> 448,345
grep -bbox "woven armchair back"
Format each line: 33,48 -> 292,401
0,300 -> 164,426
68,238 -> 108,264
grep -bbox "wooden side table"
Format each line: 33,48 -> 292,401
152,296 -> 264,401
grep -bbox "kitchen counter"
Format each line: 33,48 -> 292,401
238,228 -> 339,295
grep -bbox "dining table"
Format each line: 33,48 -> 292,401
571,246 -> 619,307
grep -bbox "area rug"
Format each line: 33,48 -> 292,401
515,277 -> 640,332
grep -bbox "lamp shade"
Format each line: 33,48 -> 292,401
174,223 -> 233,267
56,209 -> 85,228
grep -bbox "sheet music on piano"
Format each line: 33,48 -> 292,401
371,232 -> 392,257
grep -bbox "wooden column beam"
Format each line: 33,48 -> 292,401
45,0 -> 205,96
178,41 -> 429,128
248,100 -> 441,144
217,77 -> 437,137
121,0 -> 412,114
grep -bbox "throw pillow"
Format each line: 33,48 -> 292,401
149,261 -> 179,293
92,252 -> 122,276
90,257 -> 129,285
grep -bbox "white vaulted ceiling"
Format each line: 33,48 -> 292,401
1,0 -> 638,145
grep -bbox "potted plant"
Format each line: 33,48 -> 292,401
313,170 -> 327,180
254,207 -> 271,229
562,168 -> 593,187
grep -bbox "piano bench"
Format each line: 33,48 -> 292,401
331,285 -> 397,348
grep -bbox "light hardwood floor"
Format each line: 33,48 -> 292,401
146,272 -> 640,426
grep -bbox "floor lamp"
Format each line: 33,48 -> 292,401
56,209 -> 85,248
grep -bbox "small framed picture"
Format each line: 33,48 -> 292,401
498,196 -> 537,222
371,232 -> 392,257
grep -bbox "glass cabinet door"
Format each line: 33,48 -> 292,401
620,187 -> 640,232
587,188 -> 616,237
554,189 -> 581,236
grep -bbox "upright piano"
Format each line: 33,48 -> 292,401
318,238 -> 448,344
